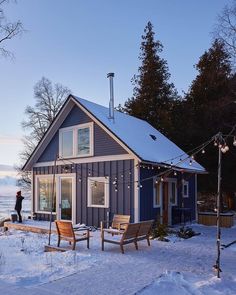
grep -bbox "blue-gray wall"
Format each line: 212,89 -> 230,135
33,159 -> 135,226
140,168 -> 196,224
38,105 -> 127,162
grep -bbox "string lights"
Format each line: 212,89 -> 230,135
55,131 -> 236,192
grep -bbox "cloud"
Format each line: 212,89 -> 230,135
0,135 -> 22,146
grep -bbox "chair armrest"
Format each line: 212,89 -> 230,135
103,228 -> 123,234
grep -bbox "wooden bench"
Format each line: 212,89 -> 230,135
55,220 -> 90,250
101,220 -> 153,254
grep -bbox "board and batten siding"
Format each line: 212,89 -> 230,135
139,168 -> 196,224
33,159 -> 134,226
38,105 -> 127,162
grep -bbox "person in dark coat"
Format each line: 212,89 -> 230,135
15,191 -> 24,223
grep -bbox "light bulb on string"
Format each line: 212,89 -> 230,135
161,176 -> 164,182
214,141 -> 218,146
127,184 -> 130,189
158,166 -> 161,170
221,146 -> 226,153
155,179 -> 159,184
233,136 -> 236,146
189,159 -> 192,166
202,149 -> 205,154
174,171 -> 177,176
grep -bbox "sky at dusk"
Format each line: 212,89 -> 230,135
0,0 -> 232,166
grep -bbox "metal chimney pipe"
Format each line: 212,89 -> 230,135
107,72 -> 115,120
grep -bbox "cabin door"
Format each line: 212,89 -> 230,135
162,182 -> 169,225
58,174 -> 76,223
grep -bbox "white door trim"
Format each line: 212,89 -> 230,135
57,173 -> 76,224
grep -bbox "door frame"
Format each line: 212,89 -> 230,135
56,173 -> 76,224
161,178 -> 177,226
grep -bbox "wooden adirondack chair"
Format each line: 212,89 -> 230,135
55,220 -> 90,250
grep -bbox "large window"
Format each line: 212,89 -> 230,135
36,176 -> 56,212
153,178 -> 162,208
87,177 -> 109,208
59,123 -> 93,158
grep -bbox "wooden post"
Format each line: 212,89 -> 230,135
216,140 -> 222,278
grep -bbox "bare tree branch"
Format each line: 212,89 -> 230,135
0,0 -> 24,57
18,77 -> 71,190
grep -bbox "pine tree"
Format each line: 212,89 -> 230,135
184,39 -> 236,193
124,21 -> 177,136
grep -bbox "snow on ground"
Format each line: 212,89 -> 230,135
0,222 -> 236,295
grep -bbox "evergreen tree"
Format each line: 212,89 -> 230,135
183,40 -> 236,193
124,21 -> 177,136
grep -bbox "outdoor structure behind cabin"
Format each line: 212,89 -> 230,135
23,93 -> 206,227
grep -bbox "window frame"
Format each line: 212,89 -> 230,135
35,175 -> 57,214
87,176 -> 109,208
153,177 -> 162,208
168,178 -> 178,206
183,180 -> 189,198
59,122 -> 94,159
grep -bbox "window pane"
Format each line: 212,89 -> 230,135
78,127 -> 90,155
155,182 -> 161,206
62,130 -> 73,157
91,181 -> 105,206
38,178 -> 56,212
61,178 -> 72,220
170,182 -> 176,204
184,183 -> 188,197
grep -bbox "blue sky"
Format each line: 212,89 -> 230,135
0,0 -> 232,166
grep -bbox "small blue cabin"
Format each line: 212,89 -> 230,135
23,94 -> 205,227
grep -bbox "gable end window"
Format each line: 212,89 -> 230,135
59,123 -> 93,158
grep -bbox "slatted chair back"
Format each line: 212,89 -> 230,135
122,223 -> 140,241
55,220 -> 75,239
112,214 -> 130,230
137,220 -> 153,237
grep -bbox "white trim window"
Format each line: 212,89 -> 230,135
87,177 -> 109,208
153,178 -> 162,208
183,180 -> 189,198
168,179 -> 177,206
35,175 -> 56,213
59,122 -> 94,158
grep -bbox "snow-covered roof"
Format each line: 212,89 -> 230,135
73,96 -> 205,173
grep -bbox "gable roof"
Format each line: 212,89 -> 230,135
23,94 -> 205,173
72,96 -> 205,173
